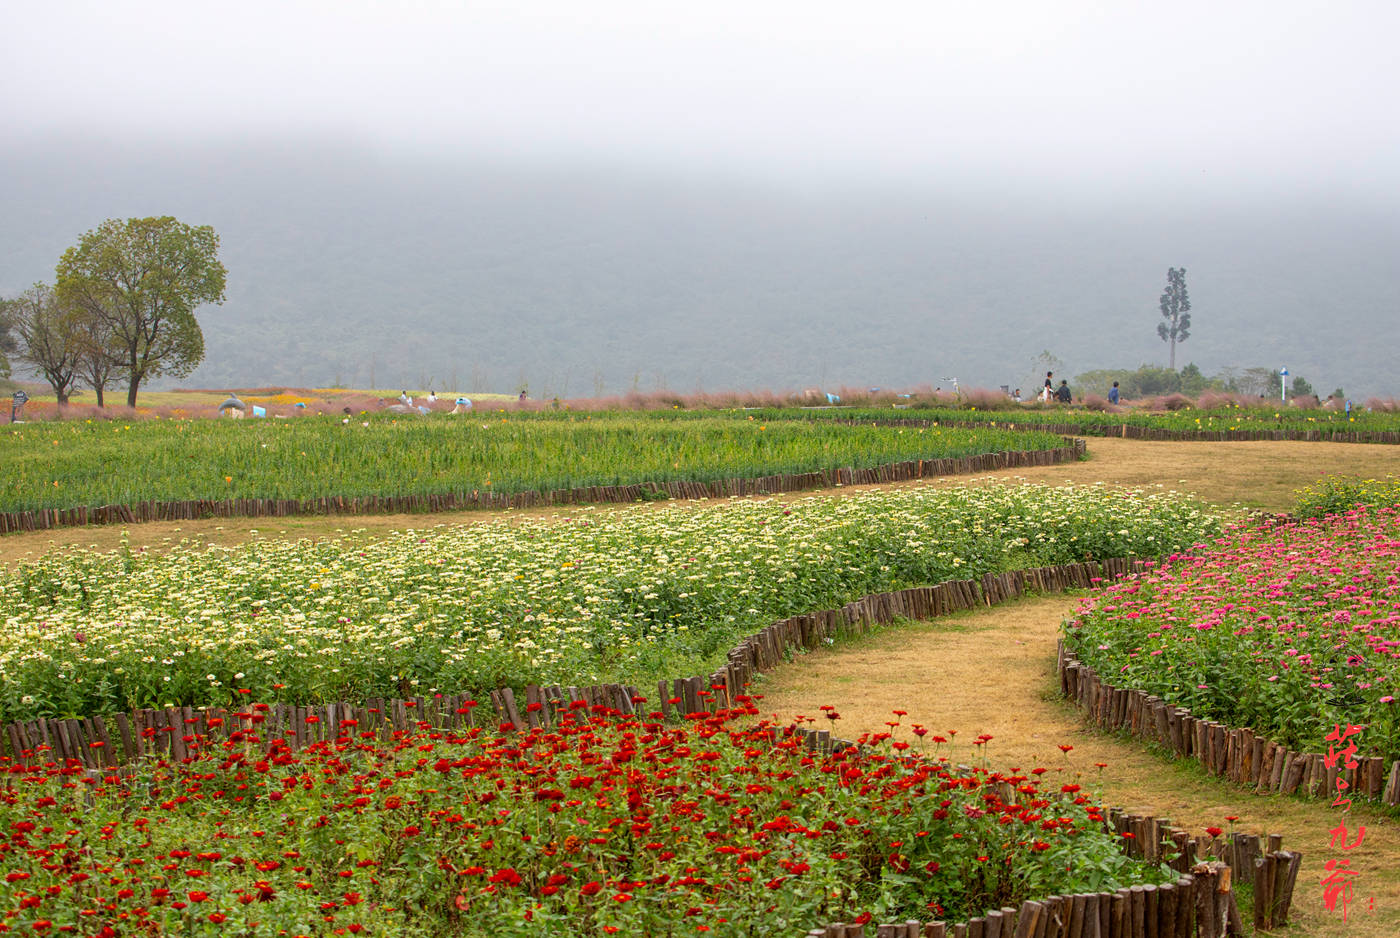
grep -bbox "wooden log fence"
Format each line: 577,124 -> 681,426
0,551 -> 1164,775
794,735 -> 1301,935
0,550 -> 1145,775
806,792 -> 1301,938
807,868 -> 1235,938
0,441 -> 1088,535
1058,643 -> 1400,807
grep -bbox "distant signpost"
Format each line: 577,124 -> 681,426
10,390 -> 28,423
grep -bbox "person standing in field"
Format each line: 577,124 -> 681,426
1055,380 -> 1072,404
1108,381 -> 1120,405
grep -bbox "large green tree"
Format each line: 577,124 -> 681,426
55,217 -> 226,407
1156,267 -> 1191,371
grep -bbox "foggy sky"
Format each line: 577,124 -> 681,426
5,2 -> 1398,397
7,1 -> 1399,197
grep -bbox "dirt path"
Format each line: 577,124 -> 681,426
757,594 -> 1400,938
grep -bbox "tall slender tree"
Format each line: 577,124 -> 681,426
1157,267 -> 1191,371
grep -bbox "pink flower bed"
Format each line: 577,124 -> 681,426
1065,506 -> 1400,762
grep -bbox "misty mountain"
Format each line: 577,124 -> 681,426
2,138 -> 1396,399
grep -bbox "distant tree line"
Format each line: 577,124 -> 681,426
0,216 -> 226,407
1073,363 -> 1337,401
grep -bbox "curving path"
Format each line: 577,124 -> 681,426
757,593 -> 1400,938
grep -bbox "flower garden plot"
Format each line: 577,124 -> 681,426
0,701 -> 1178,937
1295,475 -> 1400,520
760,405 -> 1400,437
1062,506 -> 1400,765
0,483 -> 1220,724
0,413 -> 1065,514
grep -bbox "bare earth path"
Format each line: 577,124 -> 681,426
757,595 -> 1400,938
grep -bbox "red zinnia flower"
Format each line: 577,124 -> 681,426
489,868 -> 522,887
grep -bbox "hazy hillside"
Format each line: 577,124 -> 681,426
2,138 -> 1396,398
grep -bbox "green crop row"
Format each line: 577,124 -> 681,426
0,412 -> 1064,514
752,404 -> 1400,436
